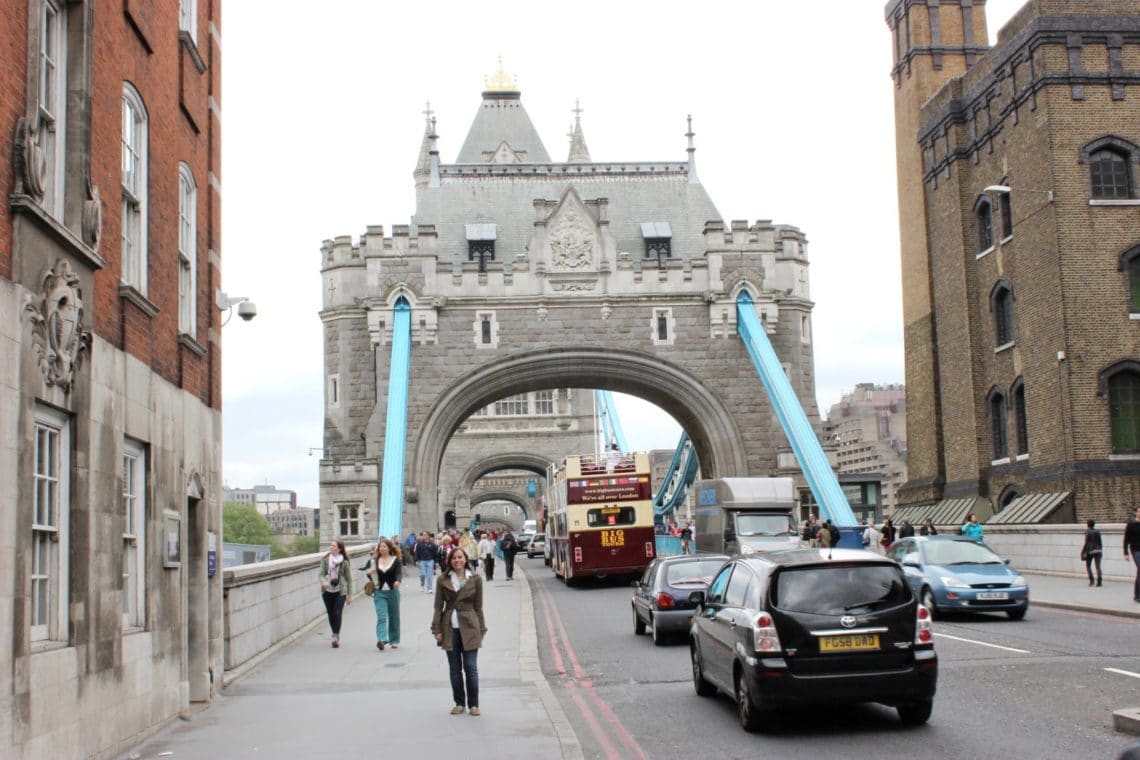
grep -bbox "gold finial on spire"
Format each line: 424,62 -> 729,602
484,54 -> 518,92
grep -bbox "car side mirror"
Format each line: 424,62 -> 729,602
688,590 -> 706,606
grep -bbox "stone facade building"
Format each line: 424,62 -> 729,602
319,70 -> 827,537
886,0 -> 1140,520
824,384 -> 908,515
1,1 -> 224,757
267,507 -> 317,537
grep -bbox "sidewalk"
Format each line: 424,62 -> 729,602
1022,571 -> 1140,620
121,566 -> 581,760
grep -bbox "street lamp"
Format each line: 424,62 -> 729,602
982,184 -> 1054,203
216,291 -> 258,325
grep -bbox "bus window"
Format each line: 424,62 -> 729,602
586,506 -> 637,527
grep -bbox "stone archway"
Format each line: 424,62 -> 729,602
408,347 -> 748,529
470,490 -> 531,532
459,452 -> 549,494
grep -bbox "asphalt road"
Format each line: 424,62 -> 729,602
519,556 -> 1140,760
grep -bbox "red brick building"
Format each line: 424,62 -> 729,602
887,0 -> 1140,522
1,1 -> 224,756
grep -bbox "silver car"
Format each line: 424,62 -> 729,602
526,533 -> 546,558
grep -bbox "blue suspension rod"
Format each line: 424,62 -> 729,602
653,431 -> 689,513
601,390 -> 629,452
379,299 -> 411,538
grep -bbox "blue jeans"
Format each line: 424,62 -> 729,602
447,628 -> 479,709
419,560 -> 435,590
373,588 -> 400,644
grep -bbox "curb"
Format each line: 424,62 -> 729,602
1030,598 -> 1140,621
517,566 -> 584,760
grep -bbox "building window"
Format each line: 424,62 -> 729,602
494,393 -> 529,416
468,240 -> 495,273
473,311 -> 497,349
1090,149 -> 1132,199
801,315 -> 811,344
121,85 -> 148,292
657,312 -> 668,341
1108,370 -> 1140,454
178,0 -> 197,44
481,315 -> 492,344
988,389 -> 1008,460
640,222 -> 672,269
32,406 -> 69,642
975,199 -> 994,253
1122,246 -> 1140,314
991,281 -> 1014,347
328,374 -> 339,408
122,440 -> 146,630
999,189 -> 1013,240
37,0 -> 67,218
178,164 -> 197,335
337,503 -> 360,537
1012,380 -> 1028,457
534,390 -> 554,415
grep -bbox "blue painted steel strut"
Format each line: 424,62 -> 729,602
652,432 -> 688,514
601,390 -> 629,452
378,299 -> 411,538
736,292 -> 856,526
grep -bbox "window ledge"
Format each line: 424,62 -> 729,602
179,31 -> 207,73
122,626 -> 146,636
1089,199 -> 1140,207
30,639 -> 71,655
119,284 -> 159,318
178,333 -> 206,357
990,457 -> 1011,466
10,195 -> 106,270
976,245 -> 995,260
999,235 -> 1013,245
1015,453 -> 1029,462
1130,312 -> 1140,321
994,341 -> 1015,354
1109,453 -> 1140,461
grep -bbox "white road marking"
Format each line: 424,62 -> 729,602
1104,667 -> 1140,680
934,632 -> 1030,653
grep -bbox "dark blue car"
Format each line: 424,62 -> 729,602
887,536 -> 1029,620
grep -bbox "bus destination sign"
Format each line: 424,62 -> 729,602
567,475 -> 650,504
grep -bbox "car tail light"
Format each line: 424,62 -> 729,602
573,547 -> 582,563
645,542 -> 654,558
752,613 -> 782,654
915,603 -> 933,646
655,593 -> 675,610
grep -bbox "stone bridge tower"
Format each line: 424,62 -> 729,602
318,69 -> 826,540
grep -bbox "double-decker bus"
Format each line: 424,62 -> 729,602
547,451 -> 655,582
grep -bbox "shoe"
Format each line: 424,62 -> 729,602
1089,580 -> 1095,587
332,637 -> 339,649
391,644 -> 398,649
1096,580 -> 1102,587
450,705 -> 466,715
377,641 -> 385,651
469,707 -> 481,717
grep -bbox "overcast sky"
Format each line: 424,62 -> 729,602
219,0 -> 1026,507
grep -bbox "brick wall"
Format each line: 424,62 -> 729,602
0,0 -> 29,281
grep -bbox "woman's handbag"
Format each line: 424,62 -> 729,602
364,580 -> 375,596
1080,548 -> 1089,562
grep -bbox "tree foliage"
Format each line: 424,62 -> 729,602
223,502 -> 273,546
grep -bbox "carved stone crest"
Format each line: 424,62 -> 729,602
13,116 -> 46,200
551,281 -> 596,292
23,259 -> 91,393
548,208 -> 595,270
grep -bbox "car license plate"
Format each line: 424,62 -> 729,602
818,634 -> 879,653
976,591 -> 1008,600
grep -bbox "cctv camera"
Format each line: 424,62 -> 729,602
237,301 -> 257,321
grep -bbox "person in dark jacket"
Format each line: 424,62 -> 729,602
1080,519 -> 1103,587
413,532 -> 438,593
880,519 -> 896,551
1125,506 -> 1140,603
500,531 -> 520,580
898,520 -> 916,539
919,518 -> 938,536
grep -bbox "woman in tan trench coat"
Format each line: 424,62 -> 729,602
431,548 -> 488,715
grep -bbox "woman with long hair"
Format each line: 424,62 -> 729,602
366,537 -> 403,649
431,548 -> 487,716
319,539 -> 353,648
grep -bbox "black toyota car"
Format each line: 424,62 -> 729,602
688,549 -> 937,732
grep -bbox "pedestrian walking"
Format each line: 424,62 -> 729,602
365,538 -> 402,650
863,519 -> 883,554
431,548 -> 487,716
817,521 -> 832,550
898,520 -> 915,539
1080,519 -> 1103,588
1125,506 -> 1140,603
960,512 -> 984,540
478,532 -> 496,581
318,539 -> 353,648
500,531 -> 520,580
880,518 -> 896,552
919,518 -> 938,536
437,534 -> 455,574
413,532 -> 437,593
680,522 -> 694,554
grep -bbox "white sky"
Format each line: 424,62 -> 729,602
220,0 -> 1026,507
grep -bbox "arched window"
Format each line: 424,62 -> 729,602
1121,245 -> 1140,314
990,280 -> 1015,347
121,83 -> 148,292
178,163 -> 197,336
998,485 -> 1022,512
1011,379 -> 1028,456
1090,149 -> 1131,199
975,199 -> 994,253
1106,369 -> 1140,454
988,387 -> 1009,460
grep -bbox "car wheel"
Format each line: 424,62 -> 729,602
651,615 -> 666,646
897,698 -> 934,725
1007,606 -> 1027,621
691,643 -> 716,697
921,587 -> 938,619
633,606 -> 646,636
736,669 -> 766,732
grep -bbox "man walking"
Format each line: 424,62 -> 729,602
413,532 -> 437,593
478,532 -> 496,581
1125,506 -> 1140,603
500,531 -> 520,580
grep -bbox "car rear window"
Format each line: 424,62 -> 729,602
665,559 -> 725,586
773,564 -> 911,615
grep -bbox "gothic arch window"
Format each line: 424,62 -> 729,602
1081,136 -> 1137,200
1011,378 -> 1028,457
975,198 -> 994,253
998,176 -> 1013,240
987,386 -> 1009,461
1098,361 -> 1140,454
990,280 -> 1015,347
121,83 -> 148,293
1119,245 -> 1140,314
997,485 -> 1022,512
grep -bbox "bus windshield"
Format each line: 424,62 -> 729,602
734,512 -> 795,537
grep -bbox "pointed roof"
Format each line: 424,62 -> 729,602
413,103 -> 434,179
455,63 -> 550,164
566,100 -> 591,163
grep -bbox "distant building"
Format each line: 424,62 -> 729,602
224,484 -> 297,517
824,384 -> 908,515
267,507 -> 318,537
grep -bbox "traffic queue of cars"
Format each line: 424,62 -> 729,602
626,531 -> 1031,733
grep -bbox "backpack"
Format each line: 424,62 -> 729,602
829,527 -> 841,548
